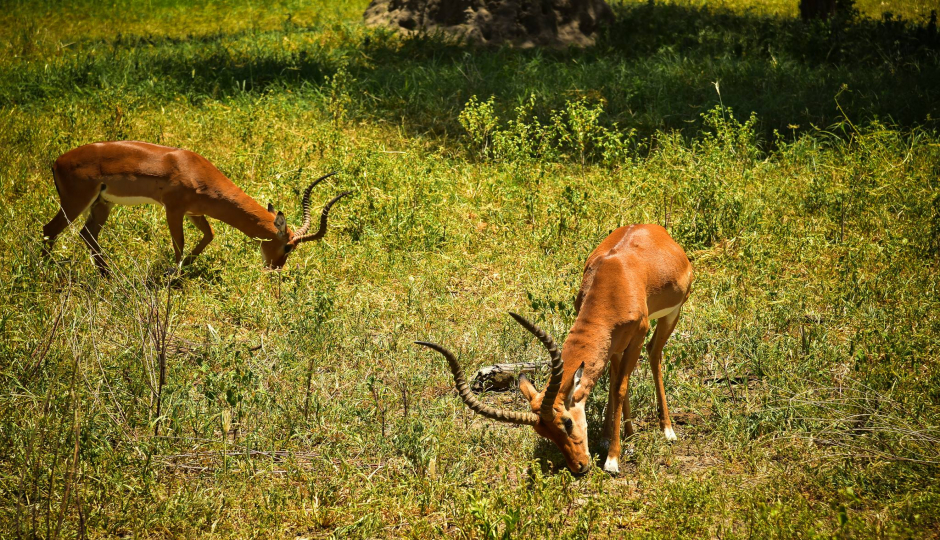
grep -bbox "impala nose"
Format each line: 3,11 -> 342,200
574,460 -> 592,476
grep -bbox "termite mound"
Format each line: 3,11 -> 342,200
364,0 -> 614,48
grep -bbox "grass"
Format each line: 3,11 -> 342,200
1,0 -> 939,537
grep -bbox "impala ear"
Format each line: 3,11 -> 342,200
518,373 -> 538,402
565,363 -> 584,408
274,211 -> 288,239
267,203 -> 276,214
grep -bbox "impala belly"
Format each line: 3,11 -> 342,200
648,303 -> 681,320
101,192 -> 162,206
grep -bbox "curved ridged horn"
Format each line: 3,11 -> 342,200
508,312 -> 564,419
294,172 -> 336,236
293,191 -> 352,243
415,341 -> 539,426
293,172 -> 351,243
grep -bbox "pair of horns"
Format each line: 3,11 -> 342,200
293,171 -> 352,244
415,312 -> 565,426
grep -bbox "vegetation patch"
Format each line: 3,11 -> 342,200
1,0 -> 938,537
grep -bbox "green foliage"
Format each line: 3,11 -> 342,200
667,106 -> 757,249
467,493 -> 521,540
460,94 -> 635,165
1,0 -> 939,538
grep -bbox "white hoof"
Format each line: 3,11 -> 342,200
663,427 -> 677,441
603,457 -> 620,474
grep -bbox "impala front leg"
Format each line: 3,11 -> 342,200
601,352 -> 624,450
165,208 -> 186,267
182,215 -> 214,265
603,320 -> 647,474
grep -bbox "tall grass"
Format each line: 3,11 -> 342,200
1,0 -> 939,537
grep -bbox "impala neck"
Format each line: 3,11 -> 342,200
210,189 -> 284,242
552,322 -> 613,405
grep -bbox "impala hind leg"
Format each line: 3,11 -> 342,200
603,321 -> 647,474
42,210 -> 71,258
42,184 -> 102,258
79,198 -> 113,276
648,306 -> 684,441
182,215 -> 214,265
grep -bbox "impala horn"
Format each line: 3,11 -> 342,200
508,312 -> 564,420
415,341 -> 539,426
293,171 -> 351,243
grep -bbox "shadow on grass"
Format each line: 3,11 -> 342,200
350,3 -> 940,139
5,3 -> 938,141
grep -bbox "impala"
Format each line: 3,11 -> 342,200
417,224 -> 692,474
41,141 -> 350,274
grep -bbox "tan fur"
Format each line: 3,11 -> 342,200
41,141 -> 340,274
519,224 -> 693,473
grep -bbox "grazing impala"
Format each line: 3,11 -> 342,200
417,224 -> 692,474
42,141 -> 350,275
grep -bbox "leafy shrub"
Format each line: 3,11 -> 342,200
667,106 -> 757,249
459,94 -> 635,165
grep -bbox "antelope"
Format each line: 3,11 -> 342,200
417,224 -> 692,475
41,141 -> 350,275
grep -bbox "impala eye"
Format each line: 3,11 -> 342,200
283,245 -> 293,254
562,417 -> 574,434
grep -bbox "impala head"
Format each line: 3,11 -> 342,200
519,360 -> 589,475
262,171 -> 351,269
416,313 -> 592,475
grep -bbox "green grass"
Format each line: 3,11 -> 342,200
1,0 -> 939,538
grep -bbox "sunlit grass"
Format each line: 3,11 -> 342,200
1,0 -> 938,538
616,0 -> 935,20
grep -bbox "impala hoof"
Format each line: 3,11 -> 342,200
663,427 -> 677,441
603,457 -> 620,475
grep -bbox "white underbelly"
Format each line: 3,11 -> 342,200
101,193 -> 162,206
649,304 -> 681,320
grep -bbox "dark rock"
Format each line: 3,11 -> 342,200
364,0 -> 614,48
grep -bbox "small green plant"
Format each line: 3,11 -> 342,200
392,419 -> 436,476
328,64 -> 354,125
930,191 -> 940,258
458,95 -> 636,165
459,95 -> 499,159
668,106 -> 756,249
467,493 -> 521,540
